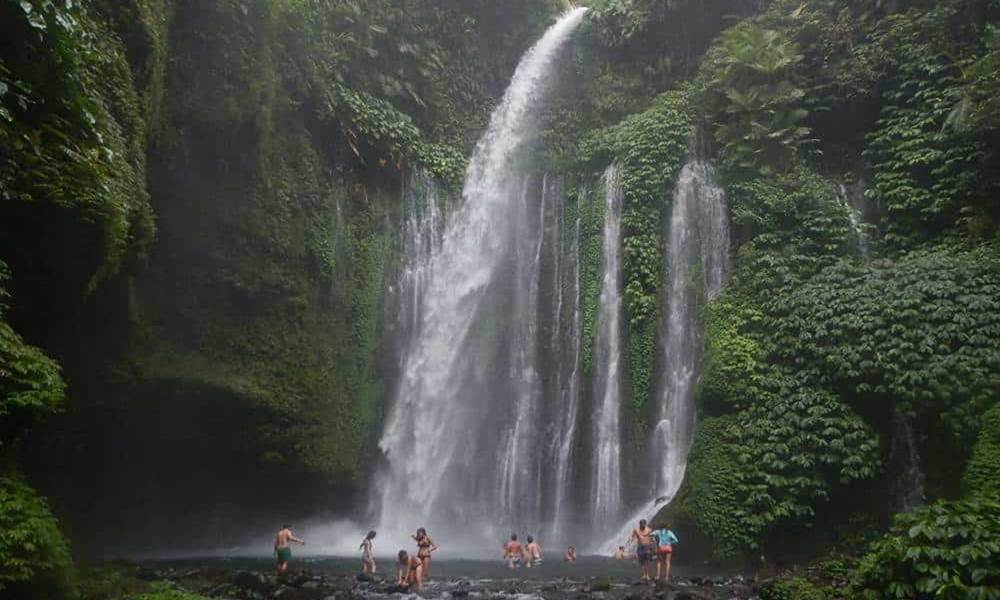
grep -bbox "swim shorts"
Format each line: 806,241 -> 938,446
657,544 -> 673,556
637,544 -> 651,563
276,547 -> 292,562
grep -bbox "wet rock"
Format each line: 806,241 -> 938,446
591,577 -> 612,592
273,586 -> 328,600
235,570 -> 275,597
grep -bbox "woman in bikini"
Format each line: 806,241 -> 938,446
359,530 -> 377,574
396,550 -> 424,591
412,527 -> 439,578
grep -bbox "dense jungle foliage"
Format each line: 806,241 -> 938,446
2,0 -> 999,598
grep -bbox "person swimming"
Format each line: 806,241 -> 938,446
397,550 -> 424,591
359,530 -> 377,574
525,536 -> 542,568
503,534 -> 523,568
564,546 -> 577,562
412,527 -> 439,578
614,546 -> 626,560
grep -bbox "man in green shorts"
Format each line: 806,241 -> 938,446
275,524 -> 306,574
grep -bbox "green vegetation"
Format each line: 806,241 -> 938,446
851,496 -> 1000,599
650,0 -> 1000,566
759,576 -> 834,600
701,23 -> 811,173
963,404 -> 1000,498
1,262 -> 66,448
580,91 -> 691,407
0,474 -> 77,600
0,0 -> 154,300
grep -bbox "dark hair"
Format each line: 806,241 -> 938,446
639,519 -> 647,528
511,533 -> 518,541
527,536 -> 534,543
398,550 -> 408,562
619,546 -> 624,550
367,530 -> 377,540
283,524 -> 291,529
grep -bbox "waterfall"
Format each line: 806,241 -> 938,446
375,8 -> 588,551
549,197 -> 582,541
600,161 -> 730,551
390,172 -> 449,366
838,180 -> 870,257
590,165 -> 625,532
498,176 -> 545,521
889,408 -> 926,513
653,161 -> 730,498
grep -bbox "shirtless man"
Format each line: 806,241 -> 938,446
502,534 -> 523,569
274,524 -> 305,574
564,546 -> 577,562
629,519 -> 654,580
614,546 -> 626,560
525,536 -> 542,568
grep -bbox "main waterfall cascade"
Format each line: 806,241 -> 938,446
374,7 -> 734,553
602,161 -> 731,551
374,8 -> 589,551
590,165 -> 625,533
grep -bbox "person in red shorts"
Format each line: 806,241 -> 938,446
652,526 -> 679,581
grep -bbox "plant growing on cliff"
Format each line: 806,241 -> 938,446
701,22 -> 812,173
579,90 -> 691,406
851,496 -> 1000,599
0,474 -> 77,599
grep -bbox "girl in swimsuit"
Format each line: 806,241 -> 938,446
397,550 -> 424,591
413,527 -> 438,578
359,530 -> 377,574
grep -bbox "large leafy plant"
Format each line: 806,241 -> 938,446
702,22 -> 811,172
0,474 -> 77,600
851,496 -> 1000,599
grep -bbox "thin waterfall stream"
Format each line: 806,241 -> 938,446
590,165 -> 625,535
601,161 -> 730,551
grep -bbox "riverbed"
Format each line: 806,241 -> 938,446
133,556 -> 759,600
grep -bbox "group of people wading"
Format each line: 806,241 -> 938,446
274,518 -> 679,588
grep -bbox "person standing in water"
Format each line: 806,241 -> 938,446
412,527 -> 438,578
564,546 -> 577,562
360,530 -> 377,574
503,533 -> 523,568
274,524 -> 305,574
525,536 -> 542,568
614,546 -> 626,560
652,526 -> 679,582
396,550 -> 424,591
629,519 -> 655,580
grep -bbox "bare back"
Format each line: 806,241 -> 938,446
276,528 -> 292,549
